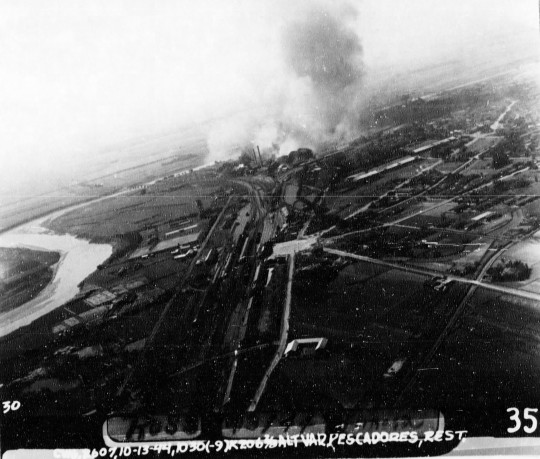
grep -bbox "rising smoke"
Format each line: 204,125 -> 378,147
206,1 -> 365,162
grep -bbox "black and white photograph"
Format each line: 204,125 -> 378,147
0,0 -> 539,457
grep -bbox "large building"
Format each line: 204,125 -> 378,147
288,148 -> 314,166
284,337 -> 328,356
408,136 -> 457,154
346,155 -> 420,184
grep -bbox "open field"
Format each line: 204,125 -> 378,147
45,176 -> 224,242
259,347 -> 395,410
0,130 -> 207,234
330,225 -> 478,262
291,255 -> 457,346
411,287 -> 540,408
258,253 -> 468,409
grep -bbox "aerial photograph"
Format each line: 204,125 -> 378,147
1,0 -> 539,457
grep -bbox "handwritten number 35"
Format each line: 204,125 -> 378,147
507,408 -> 538,434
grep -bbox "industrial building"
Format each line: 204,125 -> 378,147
84,290 -> 116,308
152,232 -> 200,253
284,337 -> 328,356
471,211 -> 494,222
52,305 -> 110,334
288,148 -> 314,166
130,231 -> 201,258
408,136 -> 457,154
346,155 -> 420,183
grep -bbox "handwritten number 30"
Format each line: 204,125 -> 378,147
507,408 -> 538,434
2,401 -> 21,413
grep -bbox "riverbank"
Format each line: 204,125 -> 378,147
0,226 -> 113,338
0,196 -> 96,237
0,291 -> 71,360
0,229 -> 119,370
0,155 -> 207,236
0,246 -> 61,314
0,160 -> 214,351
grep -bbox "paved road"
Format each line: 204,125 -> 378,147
323,248 -> 540,303
491,100 -> 517,131
248,253 -> 295,412
394,238 -> 512,403
325,242 -> 540,406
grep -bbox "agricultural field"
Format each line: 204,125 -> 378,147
0,133 -> 206,233
45,176 -> 224,242
258,253 -> 468,410
412,287 -> 540,408
291,255 -> 448,343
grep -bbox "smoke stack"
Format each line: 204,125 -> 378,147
204,1 -> 364,165
257,146 -> 263,166
196,199 -> 204,217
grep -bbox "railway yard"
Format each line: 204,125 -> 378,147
2,67 -> 540,445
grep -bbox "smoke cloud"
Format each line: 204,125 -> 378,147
206,1 -> 365,162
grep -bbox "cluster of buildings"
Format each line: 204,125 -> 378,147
52,278 -> 163,335
131,223 -> 201,259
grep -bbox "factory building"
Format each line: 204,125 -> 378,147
408,136 -> 457,154
346,155 -> 420,184
288,148 -> 314,166
284,337 -> 328,357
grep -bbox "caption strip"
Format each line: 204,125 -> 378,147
54,430 -> 467,458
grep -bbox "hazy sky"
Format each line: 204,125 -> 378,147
0,0 -> 538,192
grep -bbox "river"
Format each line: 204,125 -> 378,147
0,214 -> 112,337
0,161 -> 215,338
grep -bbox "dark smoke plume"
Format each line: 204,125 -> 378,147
207,1 -> 365,161
283,6 -> 364,134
